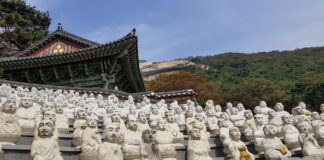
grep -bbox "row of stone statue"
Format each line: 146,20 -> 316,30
0,83 -> 324,160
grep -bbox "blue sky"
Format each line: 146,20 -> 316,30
26,0 -> 324,61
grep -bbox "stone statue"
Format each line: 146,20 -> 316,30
122,118 -> 145,160
174,107 -> 185,131
220,112 -> 234,129
137,111 -> 151,134
185,110 -> 196,134
55,104 -> 69,134
268,109 -> 283,138
225,102 -> 233,116
237,103 -> 245,117
228,127 -> 255,160
315,122 -> 324,147
187,124 -> 213,160
98,123 -> 123,160
15,96 -> 36,132
193,113 -> 207,132
30,119 -> 63,160
195,105 -> 207,122
253,114 -> 265,154
320,103 -> 324,120
229,107 -> 245,131
0,98 -> 21,145
205,100 -> 215,113
243,110 -> 256,142
262,125 -> 291,160
214,105 -> 222,118
154,120 -> 177,160
63,101 -> 74,119
149,105 -> 161,130
297,121 -> 324,156
254,101 -> 271,124
128,106 -> 138,121
219,120 -> 231,157
80,116 -> 102,160
206,110 -> 219,134
298,102 -> 311,117
110,111 -> 126,136
165,112 -> 183,143
311,112 -> 321,130
294,106 -> 311,126
103,106 -> 114,126
141,129 -> 159,160
117,102 -> 129,122
72,108 -> 87,148
274,103 -> 290,118
281,115 -> 301,151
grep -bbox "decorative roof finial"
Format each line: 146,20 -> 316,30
57,23 -> 63,30
131,28 -> 136,35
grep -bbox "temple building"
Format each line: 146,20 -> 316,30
0,23 -> 145,93
0,24 -> 197,103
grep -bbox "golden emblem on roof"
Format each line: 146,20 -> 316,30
53,44 -> 64,54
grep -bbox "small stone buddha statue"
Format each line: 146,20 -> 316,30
80,116 -> 102,160
0,98 -> 21,145
253,114 -> 265,154
165,111 -> 183,143
262,124 -> 291,160
55,104 -> 69,134
30,119 -> 63,160
137,111 -> 151,134
122,118 -> 145,160
228,127 -> 255,160
149,105 -> 162,130
185,109 -> 196,133
229,107 -> 245,131
15,96 -> 36,132
174,106 -> 185,131
311,112 -> 321,130
274,103 -> 290,118
206,109 -> 219,135
242,110 -> 255,142
141,129 -> 159,160
297,121 -> 324,156
319,103 -> 324,120
72,108 -> 87,148
187,123 -> 213,160
268,109 -> 283,138
98,123 -> 123,160
281,115 -> 301,151
154,120 -> 177,160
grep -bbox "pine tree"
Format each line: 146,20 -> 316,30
0,0 -> 51,57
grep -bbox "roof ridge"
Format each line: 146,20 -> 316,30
0,29 -> 137,62
13,28 -> 101,57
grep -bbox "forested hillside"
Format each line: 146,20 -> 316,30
147,47 -> 324,111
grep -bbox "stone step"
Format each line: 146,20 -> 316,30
1,143 -> 304,160
2,145 -> 80,160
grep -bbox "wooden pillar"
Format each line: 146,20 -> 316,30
84,63 -> 89,76
100,60 -> 104,73
25,71 -> 31,83
53,66 -> 59,80
39,69 -> 45,82
67,64 -> 75,86
8,73 -> 13,81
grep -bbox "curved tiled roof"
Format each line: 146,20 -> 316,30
0,29 -> 146,93
13,27 -> 100,57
